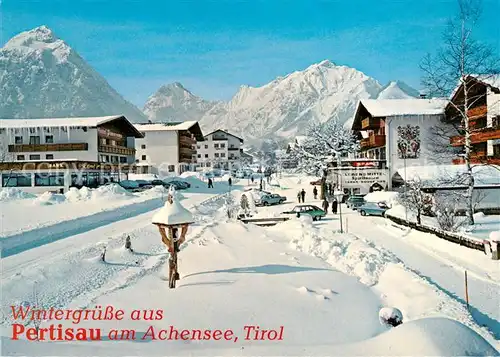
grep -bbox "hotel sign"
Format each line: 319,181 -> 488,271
330,168 -> 389,187
98,128 -> 124,140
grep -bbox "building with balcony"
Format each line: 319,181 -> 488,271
446,75 -> 500,165
133,121 -> 204,175
350,98 -> 449,190
196,129 -> 244,170
0,115 -> 144,193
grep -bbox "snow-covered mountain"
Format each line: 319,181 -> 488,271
192,60 -> 383,144
0,26 -> 148,122
143,82 -> 217,122
377,80 -> 420,99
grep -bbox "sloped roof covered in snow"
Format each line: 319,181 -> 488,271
448,74 -> 500,101
203,129 -> 243,143
360,99 -> 447,117
134,121 -> 204,141
351,99 -> 448,131
0,115 -> 144,137
0,115 -> 123,128
396,164 -> 500,187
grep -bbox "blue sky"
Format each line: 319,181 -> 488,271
2,0 -> 499,107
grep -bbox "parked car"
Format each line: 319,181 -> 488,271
258,193 -> 287,206
346,195 -> 366,210
167,180 -> 190,189
358,201 -> 389,217
282,205 -> 326,221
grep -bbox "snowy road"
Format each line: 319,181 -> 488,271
342,209 -> 500,340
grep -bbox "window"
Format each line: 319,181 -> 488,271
120,157 -> 127,163
205,154 -> 208,158
45,135 -> 54,143
15,136 -> 23,144
135,159 -> 139,163
141,144 -> 146,149
221,153 -> 225,157
214,144 -> 219,148
230,144 -> 235,149
215,153 -> 219,157
46,154 -> 54,160
197,145 -> 201,149
142,155 -> 146,160
197,154 -> 201,158
2,173 -> 32,187
29,136 -> 41,145
168,165 -> 175,172
204,145 -> 208,149
220,144 -> 225,148
29,154 -> 41,160
34,173 -> 64,187
17,155 -> 25,160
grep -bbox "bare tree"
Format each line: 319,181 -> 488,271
396,177 -> 432,225
289,117 -> 359,199
433,192 -> 467,232
420,0 -> 500,225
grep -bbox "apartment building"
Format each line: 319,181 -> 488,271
346,98 -> 449,192
447,75 -> 500,165
196,129 -> 244,170
134,121 -> 203,175
0,115 -> 144,193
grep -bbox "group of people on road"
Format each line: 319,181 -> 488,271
297,186 -> 339,214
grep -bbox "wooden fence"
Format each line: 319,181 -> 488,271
385,214 -> 486,252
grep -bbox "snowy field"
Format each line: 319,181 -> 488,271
1,173 -> 499,355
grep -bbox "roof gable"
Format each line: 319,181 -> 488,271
204,129 -> 244,143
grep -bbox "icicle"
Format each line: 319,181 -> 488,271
67,125 -> 70,141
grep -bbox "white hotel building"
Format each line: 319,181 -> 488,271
196,129 -> 244,170
133,121 -> 203,176
0,115 -> 143,193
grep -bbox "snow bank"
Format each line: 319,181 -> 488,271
341,317 -> 499,356
489,231 -> 500,243
64,187 -> 92,202
364,191 -> 399,205
33,191 -> 66,205
63,184 -> 135,203
276,219 -> 398,286
0,188 -> 36,201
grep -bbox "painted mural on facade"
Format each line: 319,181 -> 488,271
397,124 -> 420,159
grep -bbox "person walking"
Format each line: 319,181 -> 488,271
228,177 -> 232,186
322,198 -> 329,214
300,188 -> 306,203
297,191 -> 301,203
332,198 -> 338,214
313,186 -> 318,200
208,177 -> 213,188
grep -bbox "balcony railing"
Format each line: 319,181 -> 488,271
360,134 -> 386,150
212,137 -> 227,141
361,117 -> 381,130
8,143 -> 89,152
180,147 -> 195,156
453,152 -> 500,165
450,127 -> 500,146
179,135 -> 195,145
98,145 -> 135,156
467,105 -> 487,119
